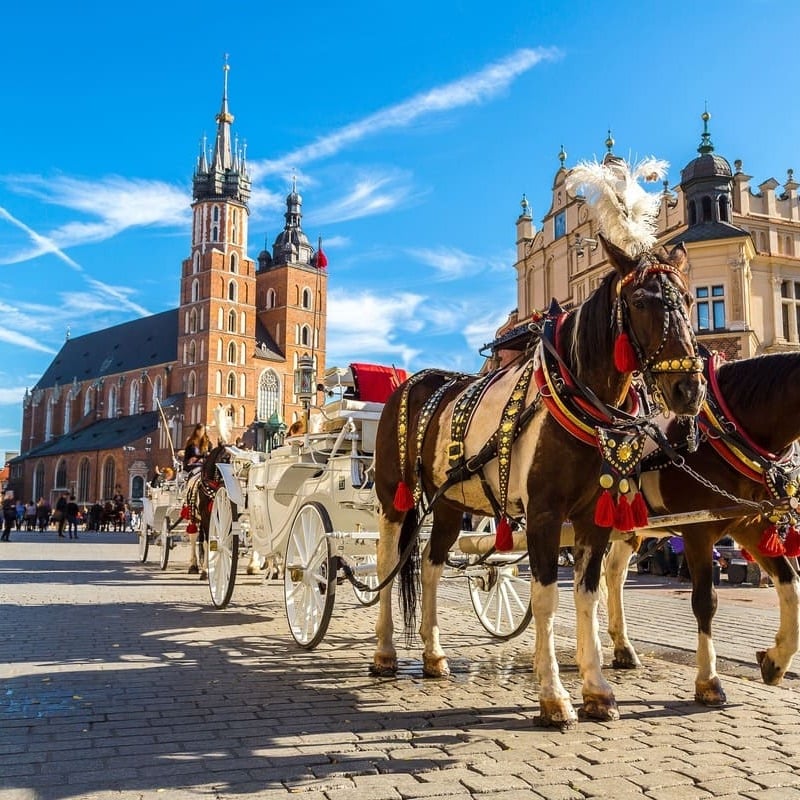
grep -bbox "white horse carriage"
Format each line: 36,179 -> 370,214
199,362 -> 534,648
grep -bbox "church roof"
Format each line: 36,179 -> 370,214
254,320 -> 284,362
35,309 -> 178,390
12,411 -> 161,461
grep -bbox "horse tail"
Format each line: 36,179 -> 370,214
398,506 -> 421,645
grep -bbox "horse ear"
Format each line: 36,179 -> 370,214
598,233 -> 638,276
666,241 -> 689,274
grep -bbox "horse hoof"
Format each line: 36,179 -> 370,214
199,571 -> 207,580
370,656 -> 397,677
612,647 -> 642,670
188,565 -> 199,574
580,694 -> 620,721
756,650 -> 785,685
422,656 -> 450,678
535,698 -> 578,730
695,678 -> 727,706
246,566 -> 258,576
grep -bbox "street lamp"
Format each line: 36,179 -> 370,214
294,353 -> 315,416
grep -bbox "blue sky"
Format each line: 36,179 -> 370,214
1,0 -> 798,461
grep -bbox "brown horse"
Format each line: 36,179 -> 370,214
605,351 -> 800,705
372,236 -> 704,729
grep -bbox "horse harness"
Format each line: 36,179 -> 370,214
395,261 -> 703,537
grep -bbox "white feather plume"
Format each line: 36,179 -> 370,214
565,156 -> 668,257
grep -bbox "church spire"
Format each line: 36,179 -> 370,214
212,57 -> 234,172
192,57 -> 251,205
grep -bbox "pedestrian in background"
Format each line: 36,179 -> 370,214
54,492 -> 68,538
2,491 -> 16,541
66,495 -> 80,540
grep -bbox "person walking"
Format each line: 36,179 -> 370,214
36,498 -> 50,532
66,495 -> 80,540
54,492 -> 68,538
2,491 -> 16,541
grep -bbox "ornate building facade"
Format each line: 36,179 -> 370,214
8,65 -> 327,506
506,114 -> 800,364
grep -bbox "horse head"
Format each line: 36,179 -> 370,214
602,235 -> 704,417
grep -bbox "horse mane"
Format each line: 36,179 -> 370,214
561,270 -> 617,382
716,352 -> 800,415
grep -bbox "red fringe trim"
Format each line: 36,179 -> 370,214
614,493 -> 635,532
180,505 -> 192,520
495,517 -> 514,551
594,489 -> 616,527
393,481 -> 415,512
186,522 -> 198,534
784,526 -> 800,558
614,332 -> 639,372
740,547 -> 755,563
758,525 -> 786,557
631,491 -> 649,528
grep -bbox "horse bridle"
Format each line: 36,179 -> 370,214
616,260 -> 704,380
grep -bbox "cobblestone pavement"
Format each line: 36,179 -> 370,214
2,530 -> 800,800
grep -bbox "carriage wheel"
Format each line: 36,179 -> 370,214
468,562 -> 532,640
284,502 -> 336,649
159,517 -> 171,571
352,553 -> 380,606
207,487 -> 239,609
138,525 -> 150,563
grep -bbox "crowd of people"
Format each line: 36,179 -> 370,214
0,487 -> 139,542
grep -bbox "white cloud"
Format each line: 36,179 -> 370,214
0,386 -> 30,405
327,289 -> 424,367
0,327 -> 58,355
407,246 -> 484,281
312,170 -> 415,225
256,47 -> 559,175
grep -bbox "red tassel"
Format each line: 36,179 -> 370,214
631,491 -> 649,528
784,526 -> 800,558
758,525 -> 786,557
393,481 -> 415,512
180,505 -> 192,520
614,332 -> 639,372
186,522 -> 198,534
614,493 -> 635,532
741,547 -> 755,563
495,517 -> 514,551
594,489 -> 616,527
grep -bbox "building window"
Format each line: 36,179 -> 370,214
102,457 -> 115,501
718,195 -> 729,223
129,380 -> 139,415
55,458 -> 68,489
63,397 -> 72,434
77,458 -> 91,504
701,196 -> 713,222
187,371 -> 197,397
191,278 -> 200,303
257,369 -> 280,421
151,376 -> 163,411
33,462 -> 45,502
84,388 -> 92,416
228,310 -> 236,332
267,288 -> 277,308
301,287 -> 312,309
227,341 -> 237,364
688,200 -> 697,226
107,386 -> 117,419
193,252 -> 200,274
230,252 -> 238,273
781,280 -> 800,342
226,372 -> 236,397
228,280 -> 237,302
189,308 -> 198,333
188,340 -> 196,365
553,211 -> 566,240
696,285 -> 726,331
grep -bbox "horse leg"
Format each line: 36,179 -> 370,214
683,534 -> 726,706
752,555 -> 800,685
198,533 -> 207,580
187,532 -> 199,574
528,514 -> 579,729
419,505 -> 461,678
246,548 -> 264,576
572,528 -> 619,721
605,537 -> 643,669
373,512 -> 401,676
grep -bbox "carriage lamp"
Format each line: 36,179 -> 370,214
294,353 -> 316,411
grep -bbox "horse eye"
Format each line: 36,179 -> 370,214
631,289 -> 646,310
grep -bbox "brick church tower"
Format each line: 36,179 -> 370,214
176,61 -> 327,447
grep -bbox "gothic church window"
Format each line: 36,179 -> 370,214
228,280 -> 237,302
107,386 -> 117,419
227,372 -> 236,397
187,371 -> 196,397
230,252 -> 238,273
257,369 -> 280,421
302,287 -> 312,309
34,462 -> 45,502
151,376 -> 163,411
189,309 -> 198,333
63,397 -> 71,434
227,341 -> 236,364
129,380 -> 139,415
193,252 -> 200,274
228,310 -> 237,332
55,458 -> 68,489
188,340 -> 196,365
102,457 -> 115,500
191,279 -> 200,303
77,458 -> 90,503
84,388 -> 92,416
